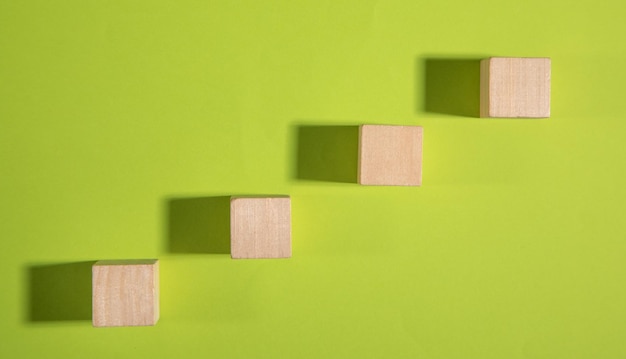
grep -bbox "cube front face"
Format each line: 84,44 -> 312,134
92,260 -> 159,327
480,57 -> 551,118
230,196 -> 291,259
358,125 -> 423,186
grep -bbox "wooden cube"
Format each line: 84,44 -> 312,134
480,57 -> 551,118
358,125 -> 423,186
230,196 -> 291,259
92,259 -> 159,327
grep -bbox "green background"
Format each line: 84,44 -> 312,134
2,0 -> 625,358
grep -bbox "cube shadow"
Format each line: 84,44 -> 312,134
294,125 -> 359,183
166,196 -> 230,254
421,57 -> 483,117
26,261 -> 95,322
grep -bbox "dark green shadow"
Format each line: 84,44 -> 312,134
295,125 -> 359,183
166,196 -> 230,254
27,261 -> 95,322
422,57 -> 482,117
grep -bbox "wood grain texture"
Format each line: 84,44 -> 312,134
480,57 -> 551,118
92,259 -> 159,327
358,125 -> 423,186
230,196 -> 291,259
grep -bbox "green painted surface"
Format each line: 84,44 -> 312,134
2,0 -> 626,358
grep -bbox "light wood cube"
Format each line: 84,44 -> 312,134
230,196 -> 291,259
358,125 -> 423,186
92,259 -> 159,327
480,57 -> 551,118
